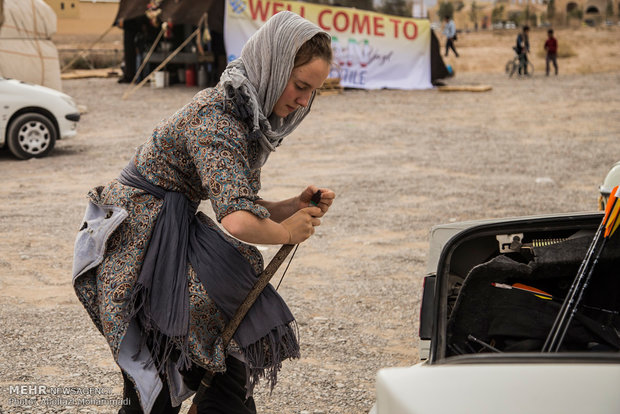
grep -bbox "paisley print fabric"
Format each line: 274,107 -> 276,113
134,88 -> 268,221
74,87 -> 270,371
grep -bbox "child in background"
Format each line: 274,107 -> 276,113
544,29 -> 558,76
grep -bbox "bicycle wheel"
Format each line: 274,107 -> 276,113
507,58 -> 518,77
525,61 -> 534,77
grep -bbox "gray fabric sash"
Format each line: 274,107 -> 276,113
117,160 -> 299,390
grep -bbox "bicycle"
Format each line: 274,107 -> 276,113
505,49 -> 534,78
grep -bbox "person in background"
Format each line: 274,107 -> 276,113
515,25 -> 530,76
117,16 -> 140,83
196,0 -> 226,87
599,161 -> 620,210
443,15 -> 459,57
207,0 -> 227,86
544,29 -> 558,76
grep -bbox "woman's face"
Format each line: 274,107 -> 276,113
272,57 -> 331,118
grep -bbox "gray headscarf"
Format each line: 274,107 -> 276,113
217,11 -> 327,169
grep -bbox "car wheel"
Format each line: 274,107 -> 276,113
7,113 -> 57,159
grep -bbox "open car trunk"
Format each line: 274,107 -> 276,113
373,213 -> 620,414
426,212 -> 620,362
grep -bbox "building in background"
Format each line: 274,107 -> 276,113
44,0 -> 79,18
43,0 -> 121,36
427,0 -> 619,30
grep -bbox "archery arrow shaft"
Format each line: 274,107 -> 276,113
543,185 -> 619,352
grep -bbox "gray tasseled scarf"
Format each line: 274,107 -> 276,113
119,161 -> 300,393
217,11 -> 325,169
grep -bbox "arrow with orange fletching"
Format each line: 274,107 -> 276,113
491,282 -> 553,300
491,282 -> 618,314
542,185 -> 620,352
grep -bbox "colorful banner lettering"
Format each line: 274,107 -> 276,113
224,0 -> 432,90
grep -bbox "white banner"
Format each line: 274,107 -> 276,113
224,0 -> 432,90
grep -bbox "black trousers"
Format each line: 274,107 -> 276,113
118,356 -> 256,414
184,356 -> 257,414
445,38 -> 458,57
118,370 -> 180,414
518,53 -> 529,75
209,31 -> 227,86
120,19 -> 139,82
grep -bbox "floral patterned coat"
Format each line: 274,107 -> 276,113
74,87 -> 270,375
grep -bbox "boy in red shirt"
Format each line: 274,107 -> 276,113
544,29 -> 558,76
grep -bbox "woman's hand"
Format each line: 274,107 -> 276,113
298,186 -> 336,218
281,206 -> 322,244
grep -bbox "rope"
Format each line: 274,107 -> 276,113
60,25 -> 114,73
122,13 -> 207,100
275,244 -> 299,290
128,26 -> 165,87
30,0 -> 45,85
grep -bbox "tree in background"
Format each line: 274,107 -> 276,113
469,1 -> 481,29
491,3 -> 505,23
437,1 -> 455,20
339,0 -> 374,11
307,0 -> 374,11
377,0 -> 412,17
567,5 -> 583,20
545,0 -> 556,22
522,5 -> 537,26
524,5 -> 530,24
507,10 -> 522,25
605,0 -> 614,20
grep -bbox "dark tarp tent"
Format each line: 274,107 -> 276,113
114,0 -> 221,84
114,0 -> 214,26
430,29 -> 451,85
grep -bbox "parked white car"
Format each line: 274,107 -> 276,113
505,21 -> 517,29
0,77 -> 80,159
372,210 -> 620,414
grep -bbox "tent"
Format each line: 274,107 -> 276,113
114,0 -> 450,90
0,0 -> 62,90
114,0 -> 214,26
430,29 -> 451,85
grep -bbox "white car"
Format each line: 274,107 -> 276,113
0,77 -> 80,159
373,211 -> 620,414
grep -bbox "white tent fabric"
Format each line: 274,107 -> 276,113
0,0 -> 61,90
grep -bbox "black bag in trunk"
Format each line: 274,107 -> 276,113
446,234 -> 620,355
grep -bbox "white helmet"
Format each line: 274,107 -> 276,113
599,161 -> 620,210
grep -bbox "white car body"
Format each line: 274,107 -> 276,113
373,212 -> 620,414
0,77 -> 79,158
375,362 -> 620,414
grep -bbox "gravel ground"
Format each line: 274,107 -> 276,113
1,71 -> 619,413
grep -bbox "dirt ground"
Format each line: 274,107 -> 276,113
1,29 -> 620,413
